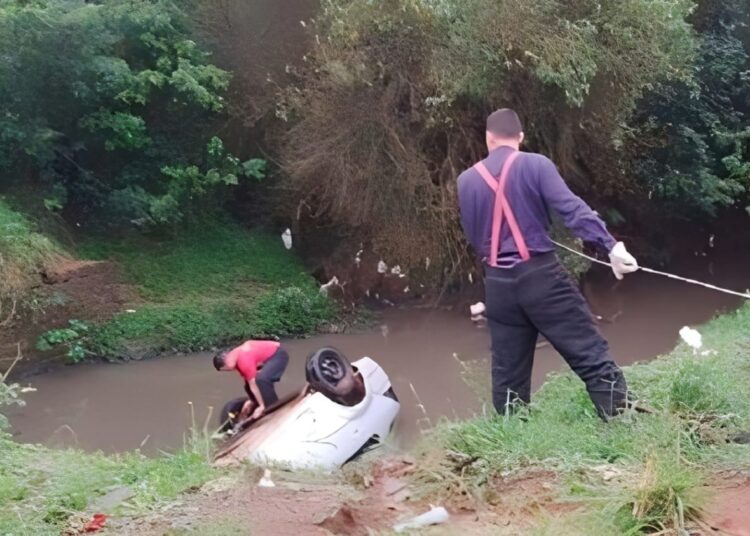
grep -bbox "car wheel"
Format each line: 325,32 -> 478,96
305,347 -> 357,401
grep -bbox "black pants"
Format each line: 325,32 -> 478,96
244,347 -> 289,406
485,252 -> 628,419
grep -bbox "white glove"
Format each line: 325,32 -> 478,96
608,242 -> 638,280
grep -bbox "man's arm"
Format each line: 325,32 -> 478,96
535,156 -> 616,252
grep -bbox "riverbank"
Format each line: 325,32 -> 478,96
0,203 -> 336,375
2,302 -> 749,534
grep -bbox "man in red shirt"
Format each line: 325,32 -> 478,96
214,340 -> 290,421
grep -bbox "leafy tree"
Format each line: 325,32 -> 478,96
0,0 -> 261,227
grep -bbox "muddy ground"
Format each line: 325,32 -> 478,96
68,458 -> 750,535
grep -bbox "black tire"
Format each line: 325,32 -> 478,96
305,347 -> 357,401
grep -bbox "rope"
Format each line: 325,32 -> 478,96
550,240 -> 750,300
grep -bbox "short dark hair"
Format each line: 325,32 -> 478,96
213,351 -> 227,371
486,108 -> 523,137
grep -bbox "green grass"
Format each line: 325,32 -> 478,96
76,222 -> 333,357
0,377 -> 218,536
424,304 -> 750,534
0,199 -> 61,303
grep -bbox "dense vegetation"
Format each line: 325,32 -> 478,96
424,302 -> 750,533
279,0 -> 750,274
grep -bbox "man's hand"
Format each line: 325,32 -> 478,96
251,404 -> 265,420
608,242 -> 639,280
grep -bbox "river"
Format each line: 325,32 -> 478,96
5,254 -> 747,454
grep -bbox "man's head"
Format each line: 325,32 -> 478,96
485,108 -> 524,152
213,350 -> 232,371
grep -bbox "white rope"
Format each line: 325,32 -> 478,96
550,240 -> 750,300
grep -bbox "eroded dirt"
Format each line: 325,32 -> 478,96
702,471 -> 750,536
1,259 -> 137,377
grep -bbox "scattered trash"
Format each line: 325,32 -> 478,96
20,386 -> 37,393
679,326 -> 703,353
365,289 -> 370,297
709,234 -> 715,248
393,506 -> 449,533
468,272 -> 473,284
83,513 -> 107,533
354,248 -> 363,267
425,257 -> 430,270
319,276 -> 340,296
700,349 -> 718,357
377,260 -> 388,274
258,469 -> 275,488
403,286 -> 409,293
281,228 -> 293,250
469,302 -> 486,317
390,265 -> 402,275
125,309 -> 137,313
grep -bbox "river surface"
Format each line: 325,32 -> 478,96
6,255 -> 747,454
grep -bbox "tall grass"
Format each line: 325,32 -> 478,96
422,304 -> 750,534
0,200 -> 62,322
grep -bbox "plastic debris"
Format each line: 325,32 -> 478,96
468,272 -> 473,284
403,286 -> 410,293
709,234 -> 715,248
319,276 -> 340,296
393,506 -> 449,533
425,257 -> 431,270
354,249 -> 363,267
679,326 -> 702,353
20,386 -> 37,393
281,228 -> 293,250
390,265 -> 402,275
377,260 -> 388,274
258,469 -> 275,488
83,513 -> 107,533
469,302 -> 486,317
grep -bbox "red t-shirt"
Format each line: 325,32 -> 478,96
228,340 -> 280,381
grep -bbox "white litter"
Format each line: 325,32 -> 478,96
390,265 -> 402,275
281,228 -> 293,250
425,257 -> 431,271
469,302 -> 486,317
319,276 -> 339,296
403,286 -> 410,293
354,248 -> 363,267
679,326 -> 703,353
258,469 -> 275,488
20,386 -> 37,393
125,309 -> 137,314
468,272 -> 473,284
393,506 -> 449,533
709,235 -> 715,248
377,260 -> 388,274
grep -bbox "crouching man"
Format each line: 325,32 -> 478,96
214,340 -> 290,424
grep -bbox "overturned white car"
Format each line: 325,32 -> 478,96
214,348 -> 400,470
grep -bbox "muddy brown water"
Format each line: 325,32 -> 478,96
5,256 -> 748,454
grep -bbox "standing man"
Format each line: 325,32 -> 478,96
214,340 -> 290,421
457,108 -> 639,419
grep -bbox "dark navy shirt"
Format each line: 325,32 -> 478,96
457,146 -> 616,266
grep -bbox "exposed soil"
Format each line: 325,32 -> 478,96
1,259 -> 137,378
702,471 -> 750,536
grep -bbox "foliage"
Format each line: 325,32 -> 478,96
0,0 -> 261,228
630,0 -> 750,218
0,200 -> 62,320
279,0 -> 701,277
422,303 -> 750,533
77,223 -> 333,357
254,286 -> 333,336
37,319 -> 90,363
